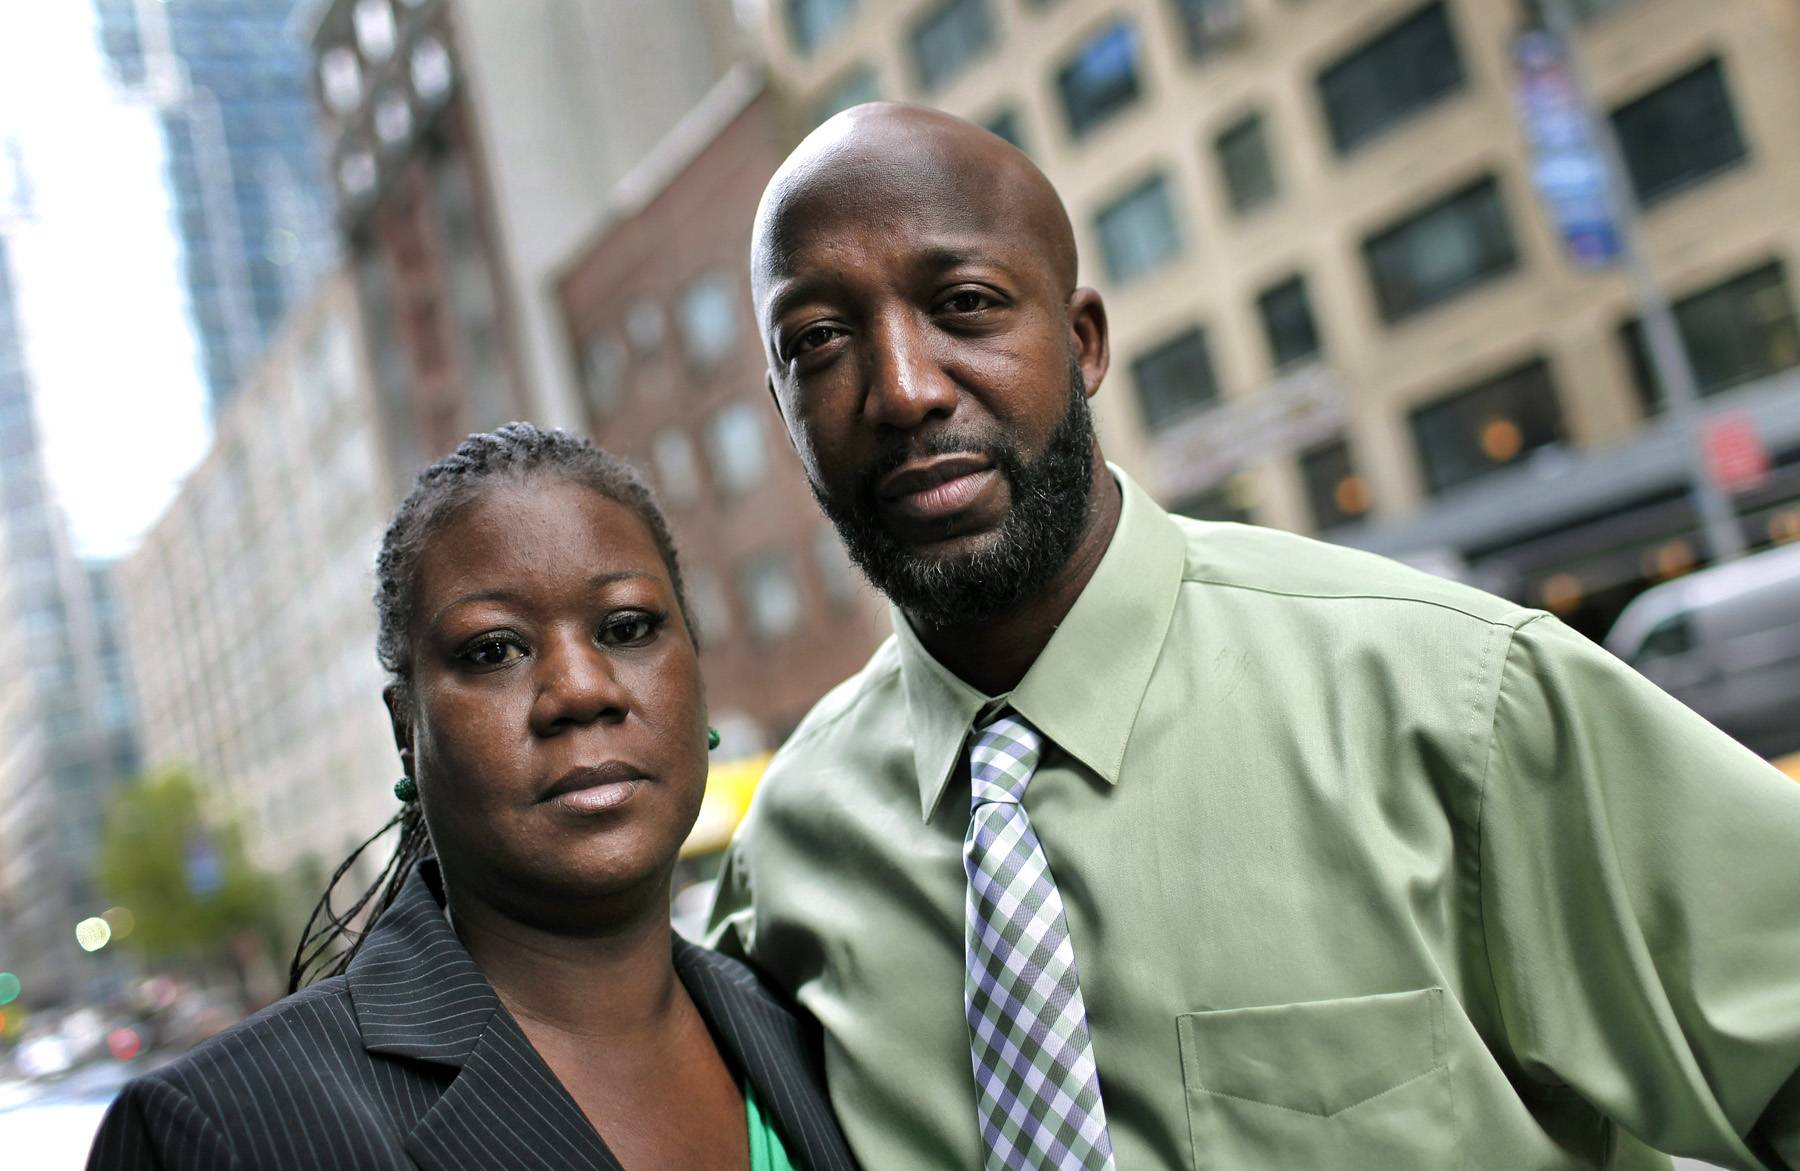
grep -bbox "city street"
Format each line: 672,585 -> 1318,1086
0,1062 -> 137,1169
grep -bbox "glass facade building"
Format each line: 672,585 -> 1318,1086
96,0 -> 335,414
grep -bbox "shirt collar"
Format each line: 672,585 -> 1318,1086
897,465 -> 1188,821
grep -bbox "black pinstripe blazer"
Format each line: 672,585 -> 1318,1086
87,863 -> 858,1171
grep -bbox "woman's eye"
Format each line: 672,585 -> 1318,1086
601,613 -> 660,645
461,637 -> 524,668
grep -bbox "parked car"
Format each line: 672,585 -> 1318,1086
1605,542 -> 1800,759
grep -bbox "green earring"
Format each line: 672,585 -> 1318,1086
394,775 -> 418,803
707,727 -> 721,751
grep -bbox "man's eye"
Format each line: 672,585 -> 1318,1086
461,637 -> 524,668
601,613 -> 661,645
940,290 -> 993,314
792,325 -> 841,355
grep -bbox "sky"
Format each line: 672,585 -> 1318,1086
0,0 -> 212,561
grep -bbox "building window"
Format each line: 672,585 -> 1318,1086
1131,325 -> 1219,432
1622,261 -> 1800,415
911,0 -> 995,92
788,0 -> 857,56
1094,174 -> 1182,285
984,107 -> 1024,150
1168,0 -> 1246,62
1299,437 -> 1370,530
812,65 -> 879,126
1611,59 -> 1747,209
676,272 -> 739,371
1173,478 -> 1252,523
1214,112 -> 1277,215
1409,359 -> 1565,496
740,555 -> 804,641
1362,177 -> 1518,323
1569,0 -> 1638,20
352,0 -> 396,63
1056,20 -> 1141,139
581,334 -> 626,418
626,300 -> 665,356
318,47 -> 362,114
1256,274 -> 1321,369
652,430 -> 701,508
687,570 -> 732,644
1316,2 -> 1464,155
705,402 -> 769,497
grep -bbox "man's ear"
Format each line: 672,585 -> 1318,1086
382,683 -> 414,777
1068,287 -> 1111,399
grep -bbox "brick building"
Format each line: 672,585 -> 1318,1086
558,69 -> 889,749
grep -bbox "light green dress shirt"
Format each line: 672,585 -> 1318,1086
708,468 -> 1800,1170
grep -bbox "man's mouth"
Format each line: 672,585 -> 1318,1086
876,454 -> 996,522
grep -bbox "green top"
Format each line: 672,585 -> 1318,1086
709,468 -> 1800,1171
744,1084 -> 797,1171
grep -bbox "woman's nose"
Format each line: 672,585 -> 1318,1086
529,633 -> 628,734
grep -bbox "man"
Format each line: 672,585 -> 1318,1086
708,103 -> 1800,1170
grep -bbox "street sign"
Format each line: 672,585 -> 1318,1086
1152,364 -> 1348,503
1513,31 -> 1622,268
1703,412 -> 1770,495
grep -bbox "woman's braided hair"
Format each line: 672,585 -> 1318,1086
288,422 -> 690,991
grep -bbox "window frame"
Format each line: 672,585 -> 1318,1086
1315,2 -> 1465,156
1361,176 -> 1519,324
1130,323 -> 1221,432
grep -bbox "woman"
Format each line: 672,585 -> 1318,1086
89,424 -> 857,1171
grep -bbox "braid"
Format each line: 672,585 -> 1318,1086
289,422 -> 691,990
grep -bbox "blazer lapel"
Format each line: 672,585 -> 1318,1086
347,863 -> 622,1171
403,1008 -> 624,1171
675,939 -> 860,1171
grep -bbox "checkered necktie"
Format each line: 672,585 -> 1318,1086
964,713 -> 1116,1171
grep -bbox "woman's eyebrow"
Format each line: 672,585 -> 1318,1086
428,571 -> 658,630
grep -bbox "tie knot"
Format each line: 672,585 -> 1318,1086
969,713 -> 1042,807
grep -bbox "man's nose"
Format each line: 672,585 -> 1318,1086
529,631 -> 628,734
862,312 -> 957,431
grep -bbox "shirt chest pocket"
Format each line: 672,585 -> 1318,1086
1176,987 -> 1458,1171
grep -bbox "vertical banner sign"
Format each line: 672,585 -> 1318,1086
1513,31 -> 1622,269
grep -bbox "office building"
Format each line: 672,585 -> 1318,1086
752,0 -> 1800,636
96,0 -> 337,415
117,272 -> 400,887
306,0 -> 742,485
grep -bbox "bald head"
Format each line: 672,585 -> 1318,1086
751,103 -> 1078,312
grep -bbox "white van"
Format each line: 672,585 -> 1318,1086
1604,542 -> 1800,759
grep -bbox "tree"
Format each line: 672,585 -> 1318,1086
97,768 -> 280,982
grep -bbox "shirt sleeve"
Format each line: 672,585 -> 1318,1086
87,1075 -> 241,1171
705,835 -> 758,964
1478,612 -> 1800,1170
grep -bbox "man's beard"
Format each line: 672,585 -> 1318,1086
810,357 -> 1097,630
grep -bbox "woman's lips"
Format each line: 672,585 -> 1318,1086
551,778 -> 641,815
539,762 -> 647,814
